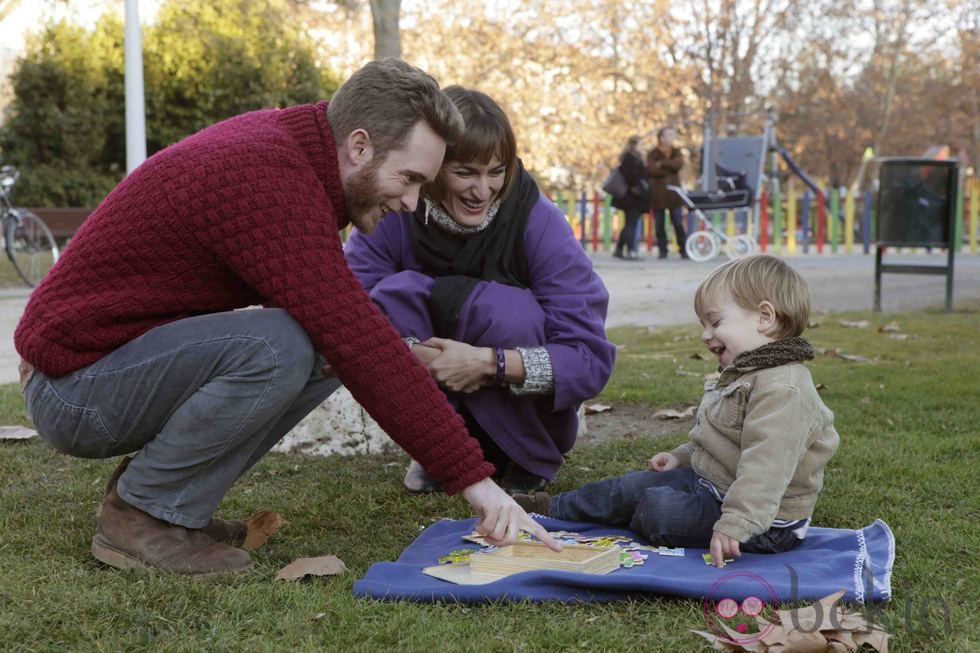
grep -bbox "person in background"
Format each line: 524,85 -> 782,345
648,127 -> 688,259
345,87 -> 616,497
15,59 -> 558,576
611,135 -> 649,260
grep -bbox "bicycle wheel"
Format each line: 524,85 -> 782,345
685,230 -> 719,262
6,209 -> 59,287
725,234 -> 757,259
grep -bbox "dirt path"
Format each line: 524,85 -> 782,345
2,251 -> 978,385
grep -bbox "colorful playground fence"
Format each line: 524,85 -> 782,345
547,177 -> 980,255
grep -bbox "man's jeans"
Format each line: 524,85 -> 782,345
550,467 -> 800,553
23,309 -> 340,528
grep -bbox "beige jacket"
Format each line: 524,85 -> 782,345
671,338 -> 840,542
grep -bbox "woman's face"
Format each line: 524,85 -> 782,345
659,129 -> 676,148
439,155 -> 507,227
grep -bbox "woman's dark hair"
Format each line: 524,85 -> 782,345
423,86 -> 518,203
621,135 -> 642,159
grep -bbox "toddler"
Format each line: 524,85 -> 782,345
515,255 -> 839,567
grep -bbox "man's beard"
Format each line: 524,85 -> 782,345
344,156 -> 386,234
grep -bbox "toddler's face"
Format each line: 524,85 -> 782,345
698,294 -> 775,368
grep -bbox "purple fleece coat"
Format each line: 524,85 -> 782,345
344,195 -> 615,479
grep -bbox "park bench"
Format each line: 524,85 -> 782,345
30,207 -> 92,243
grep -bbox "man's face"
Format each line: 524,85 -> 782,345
344,121 -> 446,234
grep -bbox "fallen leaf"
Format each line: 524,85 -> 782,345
839,320 -> 869,329
694,591 -> 890,652
777,590 -> 846,632
653,406 -> 695,420
852,628 -> 890,652
584,403 -> 613,414
676,369 -> 704,377
275,555 -> 346,581
824,349 -> 873,363
783,630 -> 828,652
815,383 -> 828,391
242,511 -> 288,551
757,617 -> 790,646
807,320 -> 820,329
0,426 -> 37,440
824,630 -> 857,648
690,352 -> 713,361
878,321 -> 901,333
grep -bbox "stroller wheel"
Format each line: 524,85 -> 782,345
725,234 -> 756,259
685,231 -> 719,262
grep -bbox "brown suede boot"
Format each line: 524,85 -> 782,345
92,459 -> 253,575
97,458 -> 247,547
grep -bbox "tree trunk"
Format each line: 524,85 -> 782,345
369,0 -> 401,60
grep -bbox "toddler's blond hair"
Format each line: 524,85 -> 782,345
694,255 -> 810,339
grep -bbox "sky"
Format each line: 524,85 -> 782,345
0,0 -> 162,57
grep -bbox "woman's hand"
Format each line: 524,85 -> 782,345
648,452 -> 679,472
408,342 -> 442,367
423,337 -> 494,393
461,477 -> 562,552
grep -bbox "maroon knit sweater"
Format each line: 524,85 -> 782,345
14,102 -> 493,494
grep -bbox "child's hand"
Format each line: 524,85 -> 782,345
709,530 -> 742,568
647,452 -> 679,472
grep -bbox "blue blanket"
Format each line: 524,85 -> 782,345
353,517 -> 894,604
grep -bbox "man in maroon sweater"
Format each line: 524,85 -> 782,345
15,58 -> 558,575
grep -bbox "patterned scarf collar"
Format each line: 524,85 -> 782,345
424,198 -> 502,236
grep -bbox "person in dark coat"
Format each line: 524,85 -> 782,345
612,135 -> 649,259
648,127 -> 688,259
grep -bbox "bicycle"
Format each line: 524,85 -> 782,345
1,165 -> 59,287
667,184 -> 757,262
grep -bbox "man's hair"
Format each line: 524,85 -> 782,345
327,58 -> 464,156
423,86 -> 519,203
694,255 -> 810,339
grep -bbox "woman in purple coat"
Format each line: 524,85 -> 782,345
345,87 -> 615,495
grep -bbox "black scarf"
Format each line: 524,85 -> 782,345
410,163 -> 539,337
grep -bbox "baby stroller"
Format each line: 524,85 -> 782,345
667,164 -> 758,262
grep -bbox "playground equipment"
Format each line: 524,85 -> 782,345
689,107 -> 824,256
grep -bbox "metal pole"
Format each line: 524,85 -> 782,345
125,0 -> 147,173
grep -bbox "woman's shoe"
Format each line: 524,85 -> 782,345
498,462 -> 548,495
403,459 -> 440,494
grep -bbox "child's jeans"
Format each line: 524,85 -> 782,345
549,467 -> 800,553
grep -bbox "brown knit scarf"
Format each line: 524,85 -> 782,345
731,336 -> 815,371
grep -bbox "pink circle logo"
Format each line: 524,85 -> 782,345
702,571 -> 780,645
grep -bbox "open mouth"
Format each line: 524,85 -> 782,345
459,197 -> 486,212
709,345 -> 726,358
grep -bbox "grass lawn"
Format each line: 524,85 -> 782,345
0,248 -> 30,287
1,305 -> 977,652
